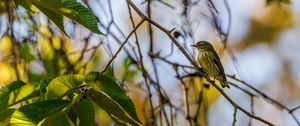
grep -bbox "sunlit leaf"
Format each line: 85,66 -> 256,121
0,81 -> 26,109
45,74 -> 84,99
10,100 -> 69,125
0,82 -> 40,110
11,83 -> 40,106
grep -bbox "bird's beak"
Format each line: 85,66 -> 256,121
191,44 -> 196,47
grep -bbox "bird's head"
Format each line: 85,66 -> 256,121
191,41 -> 213,51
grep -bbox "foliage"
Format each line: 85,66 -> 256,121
0,0 -> 298,125
0,72 -> 140,125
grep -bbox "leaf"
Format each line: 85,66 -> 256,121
10,100 -> 69,125
26,0 -> 101,34
0,81 -> 41,110
60,0 -> 101,34
0,109 -> 16,126
88,90 -> 139,126
85,72 -> 140,122
11,83 -> 40,106
73,99 -> 95,126
40,112 -> 75,126
45,74 -> 84,99
0,81 -> 26,109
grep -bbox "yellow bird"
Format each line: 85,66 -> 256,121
192,41 -> 229,88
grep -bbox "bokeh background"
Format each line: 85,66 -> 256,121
1,0 -> 300,125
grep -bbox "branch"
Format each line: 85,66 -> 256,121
227,74 -> 300,126
101,19 -> 146,73
126,0 -> 274,125
232,107 -> 237,126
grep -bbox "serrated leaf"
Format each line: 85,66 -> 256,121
0,81 -> 26,109
88,90 -> 139,126
85,72 -> 140,122
27,0 -> 101,34
73,99 -> 95,126
0,109 -> 16,126
10,100 -> 69,125
45,74 -> 84,99
60,0 -> 101,34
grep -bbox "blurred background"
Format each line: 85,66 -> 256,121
1,0 -> 300,125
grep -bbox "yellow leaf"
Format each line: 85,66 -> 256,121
0,35 -> 13,57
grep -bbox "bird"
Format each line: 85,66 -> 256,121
191,41 -> 229,88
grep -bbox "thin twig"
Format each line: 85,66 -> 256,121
101,19 -> 146,73
232,107 -> 238,126
175,67 -> 193,126
126,1 -> 274,125
127,4 -> 156,125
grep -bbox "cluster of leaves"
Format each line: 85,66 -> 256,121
0,72 -> 141,125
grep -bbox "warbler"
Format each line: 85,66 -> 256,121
192,41 -> 229,88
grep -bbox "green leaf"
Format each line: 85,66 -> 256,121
10,83 -> 40,106
85,72 -> 140,123
0,81 -> 41,110
45,74 -> 84,99
40,112 -> 75,126
73,99 -> 95,126
88,90 -> 139,126
26,0 -> 101,34
0,109 -> 16,126
0,81 -> 26,109
10,100 -> 69,125
60,0 -> 101,34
